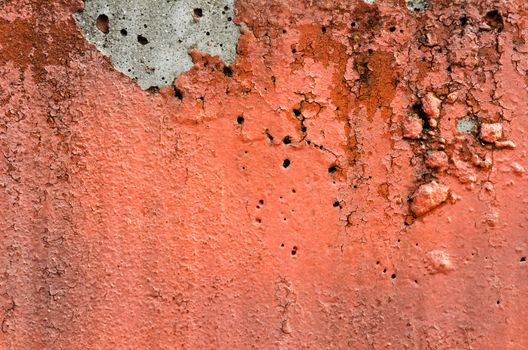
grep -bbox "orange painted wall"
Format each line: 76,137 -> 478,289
1,0 -> 528,348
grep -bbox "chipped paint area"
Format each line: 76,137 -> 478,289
2,0 -> 528,349
74,0 -> 241,89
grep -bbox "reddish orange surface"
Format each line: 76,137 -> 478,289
1,0 -> 528,348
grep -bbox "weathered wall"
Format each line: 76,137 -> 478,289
1,0 -> 528,348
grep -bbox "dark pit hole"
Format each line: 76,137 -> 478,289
520,256 -> 526,262
265,130 -> 274,142
300,125 -> 307,132
484,10 -> 504,31
414,280 -> 418,284
173,87 -> 183,100
389,26 -> 396,32
383,268 -> 387,273
224,5 -> 229,10
333,201 -> 340,207
376,261 -> 380,265
391,273 -> 397,279
293,108 -> 301,117
281,243 -> 285,247
351,21 -> 357,27
367,48 -> 373,55
282,29 -> 287,33
227,17 -> 232,21
460,15 -> 468,26
223,66 -> 233,77
282,136 -> 291,145
292,188 -> 296,193
256,205 -> 260,209
237,115 -> 244,124
206,31 -> 210,36
146,86 -> 159,94
137,35 -> 149,45
411,102 -> 430,130
291,246 -> 298,256
259,200 -> 264,205
193,8 -> 203,17
96,14 -> 110,34
321,26 -> 327,33
120,28 -> 128,36
496,300 -> 500,304
283,159 -> 291,168
328,165 -> 337,174
256,218 -> 261,223
292,48 -> 297,54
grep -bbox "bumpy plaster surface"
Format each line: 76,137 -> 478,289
74,0 -> 241,89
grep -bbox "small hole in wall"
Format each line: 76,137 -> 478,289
120,28 -> 127,36
291,246 -> 298,256
283,159 -> 291,168
520,256 -> 526,262
223,66 -> 233,77
460,16 -> 468,26
193,8 -> 203,17
376,261 -> 380,265
293,109 -> 301,117
137,35 -> 149,45
391,273 -> 397,279
496,300 -> 500,305
173,87 -> 183,100
321,26 -> 327,33
333,201 -> 340,207
237,115 -> 244,124
281,243 -> 285,247
256,218 -> 262,223
282,136 -> 291,145
383,268 -> 387,273
292,188 -> 296,193
328,165 -> 337,173
96,14 -> 110,33
389,26 -> 396,32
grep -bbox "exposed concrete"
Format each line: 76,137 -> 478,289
406,0 -> 429,12
74,0 -> 241,89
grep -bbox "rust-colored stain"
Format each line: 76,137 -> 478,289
2,0 -> 528,349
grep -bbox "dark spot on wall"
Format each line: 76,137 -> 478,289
283,159 -> 291,168
237,115 -> 244,124
137,35 -> 149,45
484,10 -> 504,31
96,14 -> 110,33
173,87 -> 183,100
120,28 -> 127,36
282,136 -> 291,145
193,8 -> 203,17
223,66 -> 233,77
328,165 -> 337,173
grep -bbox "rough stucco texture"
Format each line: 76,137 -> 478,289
1,0 -> 528,349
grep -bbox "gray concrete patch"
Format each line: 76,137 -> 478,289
457,116 -> 477,133
406,0 -> 429,12
75,0 -> 241,89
